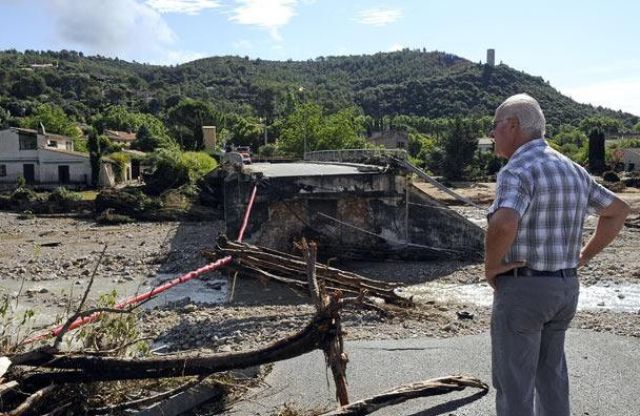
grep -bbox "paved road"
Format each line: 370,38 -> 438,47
229,330 -> 640,416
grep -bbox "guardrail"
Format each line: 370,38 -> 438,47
304,148 -> 408,163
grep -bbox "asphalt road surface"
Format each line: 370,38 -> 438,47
230,330 -> 640,416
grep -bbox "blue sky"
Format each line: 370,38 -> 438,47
1,0 -> 639,116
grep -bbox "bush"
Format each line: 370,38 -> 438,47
144,150 -> 217,195
11,187 -> 39,202
258,143 -> 277,157
180,152 -> 217,182
47,187 -> 82,211
602,171 -> 620,182
95,187 -> 162,218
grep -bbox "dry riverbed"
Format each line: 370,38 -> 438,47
1,186 -> 639,356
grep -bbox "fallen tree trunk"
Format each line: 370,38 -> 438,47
203,236 -> 413,307
10,308 -> 337,384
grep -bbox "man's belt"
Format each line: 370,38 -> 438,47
497,266 -> 577,278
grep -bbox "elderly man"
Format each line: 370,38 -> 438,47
486,93 -> 630,416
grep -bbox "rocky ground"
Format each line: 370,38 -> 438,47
1,185 -> 639,358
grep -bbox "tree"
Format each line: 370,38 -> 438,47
441,118 -> 478,181
579,116 -> 622,137
20,103 -> 82,141
87,129 -> 101,186
131,124 -> 178,152
166,99 -> 221,150
278,104 -> 368,157
588,128 -> 606,175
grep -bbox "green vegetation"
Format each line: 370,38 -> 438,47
1,48 -> 639,183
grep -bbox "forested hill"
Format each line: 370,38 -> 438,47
0,48 -> 637,130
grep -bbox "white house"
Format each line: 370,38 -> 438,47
0,127 -> 115,187
477,137 -> 495,154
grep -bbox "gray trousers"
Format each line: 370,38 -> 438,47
491,275 -> 579,416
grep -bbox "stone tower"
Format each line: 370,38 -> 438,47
487,49 -> 495,66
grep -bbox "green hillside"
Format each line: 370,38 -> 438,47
1,48 -> 637,131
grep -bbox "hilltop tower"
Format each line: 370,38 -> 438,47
487,49 -> 495,66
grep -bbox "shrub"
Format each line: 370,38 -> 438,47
602,171 -> 620,182
48,187 -> 82,211
144,150 -> 217,195
11,187 -> 39,202
258,143 -> 277,157
180,152 -> 217,182
48,187 -> 81,202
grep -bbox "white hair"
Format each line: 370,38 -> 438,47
496,93 -> 546,138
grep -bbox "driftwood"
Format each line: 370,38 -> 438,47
203,236 -> 413,307
9,306 -> 338,384
0,236 -> 489,415
320,375 -> 488,416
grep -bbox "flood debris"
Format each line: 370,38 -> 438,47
205,235 -> 412,307
0,237 -> 488,415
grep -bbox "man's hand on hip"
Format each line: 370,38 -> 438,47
485,260 -> 526,290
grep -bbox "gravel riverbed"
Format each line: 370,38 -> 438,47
1,187 -> 639,354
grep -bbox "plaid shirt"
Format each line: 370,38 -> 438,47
488,139 -> 616,271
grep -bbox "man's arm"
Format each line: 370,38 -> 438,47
485,207 -> 526,290
579,197 -> 631,267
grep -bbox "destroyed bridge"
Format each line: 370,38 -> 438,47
209,149 -> 485,261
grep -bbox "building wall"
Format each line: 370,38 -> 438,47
39,150 -> 91,184
1,128 -> 92,184
620,149 -> 640,171
0,129 -> 40,183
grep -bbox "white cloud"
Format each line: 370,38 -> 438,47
230,0 -> 297,41
146,0 -> 220,15
389,43 -> 404,52
564,78 -> 640,117
50,0 -> 175,58
356,7 -> 402,26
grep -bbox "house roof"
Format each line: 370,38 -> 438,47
11,127 -> 73,141
243,162 -> 386,179
42,147 -> 118,164
105,130 -> 136,142
41,147 -> 90,158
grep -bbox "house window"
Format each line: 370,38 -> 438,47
19,133 -> 37,150
65,141 -> 73,151
397,141 -> 406,149
48,140 -> 58,148
0,165 -> 6,177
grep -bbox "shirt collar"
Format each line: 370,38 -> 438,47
509,138 -> 547,161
